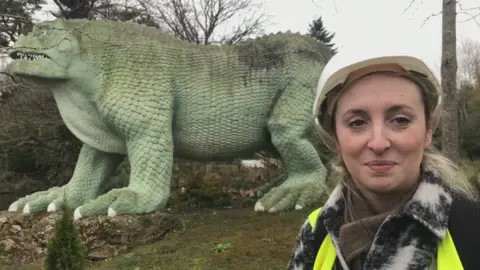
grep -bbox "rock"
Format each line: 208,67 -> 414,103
0,238 -> 15,251
0,210 -> 180,265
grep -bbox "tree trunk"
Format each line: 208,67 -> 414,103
441,0 -> 459,161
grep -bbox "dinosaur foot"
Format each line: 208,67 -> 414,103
7,185 -> 94,215
253,200 -> 304,213
72,187 -> 168,220
254,174 -> 328,213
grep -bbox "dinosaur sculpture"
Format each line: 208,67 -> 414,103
6,19 -> 332,219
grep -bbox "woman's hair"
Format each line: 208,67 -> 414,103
325,71 -> 479,201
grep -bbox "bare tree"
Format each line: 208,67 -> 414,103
0,0 -> 45,47
47,0 -> 269,44
51,0 -> 99,19
457,39 -> 479,125
138,0 -> 268,45
403,0 -> 463,160
458,38 -> 480,86
402,0 -> 480,160
441,0 -> 459,160
51,0 -> 159,27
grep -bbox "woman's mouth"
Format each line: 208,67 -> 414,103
365,160 -> 396,172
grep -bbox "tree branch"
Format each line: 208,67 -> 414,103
422,10 -> 442,26
0,13 -> 30,20
404,0 -> 480,27
137,0 -> 267,44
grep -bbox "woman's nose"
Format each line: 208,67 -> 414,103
367,124 -> 391,153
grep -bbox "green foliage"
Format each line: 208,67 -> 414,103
212,242 -> 231,253
44,204 -> 85,270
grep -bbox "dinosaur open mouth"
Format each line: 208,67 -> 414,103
9,51 -> 49,61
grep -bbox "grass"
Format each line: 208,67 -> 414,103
0,205 -> 317,270
87,207 -> 314,270
3,158 -> 479,270
0,155 -> 318,270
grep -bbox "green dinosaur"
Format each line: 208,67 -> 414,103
6,19 -> 332,219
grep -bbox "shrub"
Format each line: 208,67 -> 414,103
44,204 -> 85,270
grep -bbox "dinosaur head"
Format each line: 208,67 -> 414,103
7,19 -> 82,81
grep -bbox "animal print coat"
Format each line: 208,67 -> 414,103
286,169 -> 456,270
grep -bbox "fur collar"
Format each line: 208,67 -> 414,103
318,169 -> 453,269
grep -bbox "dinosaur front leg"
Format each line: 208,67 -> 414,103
73,99 -> 174,219
255,81 -> 329,213
8,143 -> 124,213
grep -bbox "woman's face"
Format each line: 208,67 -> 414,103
334,73 -> 432,196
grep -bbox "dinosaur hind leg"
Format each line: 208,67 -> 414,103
255,79 -> 329,213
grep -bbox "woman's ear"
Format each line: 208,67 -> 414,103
424,126 -> 433,148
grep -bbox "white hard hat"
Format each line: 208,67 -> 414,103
313,45 -> 443,151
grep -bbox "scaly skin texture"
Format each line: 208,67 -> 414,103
6,19 -> 332,219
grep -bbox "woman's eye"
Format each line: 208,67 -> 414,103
348,119 -> 365,128
394,117 -> 411,126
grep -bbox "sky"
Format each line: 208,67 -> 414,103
257,0 -> 480,78
3,0 -> 480,79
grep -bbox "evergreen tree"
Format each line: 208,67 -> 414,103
44,204 -> 85,270
308,16 -> 337,54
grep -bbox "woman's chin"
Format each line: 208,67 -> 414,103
357,176 -> 403,194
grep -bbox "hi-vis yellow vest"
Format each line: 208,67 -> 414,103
308,208 -> 464,270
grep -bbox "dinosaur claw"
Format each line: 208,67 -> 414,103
254,201 -> 265,211
8,201 -> 18,212
108,207 -> 117,217
295,204 -> 304,210
73,207 -> 82,220
47,202 -> 57,212
23,203 -> 30,214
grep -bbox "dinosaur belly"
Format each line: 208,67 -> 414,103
51,89 -> 127,154
173,116 -> 271,161
172,80 -> 279,161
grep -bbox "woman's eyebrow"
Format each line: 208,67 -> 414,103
387,104 -> 415,113
341,104 -> 415,117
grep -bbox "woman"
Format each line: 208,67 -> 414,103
286,46 -> 480,270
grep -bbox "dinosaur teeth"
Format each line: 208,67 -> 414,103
15,52 -> 47,60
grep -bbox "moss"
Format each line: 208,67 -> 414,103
236,36 -> 288,71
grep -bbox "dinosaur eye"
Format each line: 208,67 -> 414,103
37,29 -> 46,37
